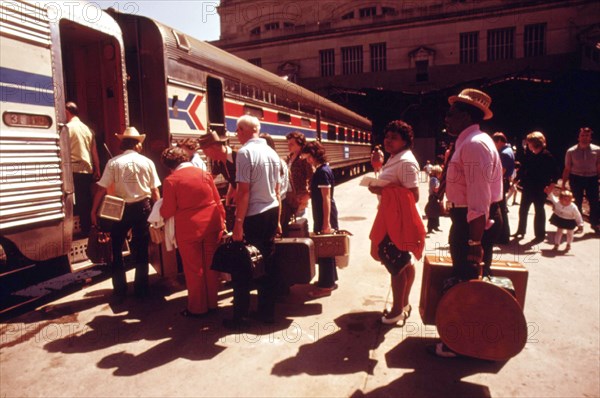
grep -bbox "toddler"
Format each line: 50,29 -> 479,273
425,165 -> 443,233
546,188 -> 583,252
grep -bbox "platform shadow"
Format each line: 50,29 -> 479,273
271,311 -> 394,377
350,337 -> 506,398
37,276 -> 324,376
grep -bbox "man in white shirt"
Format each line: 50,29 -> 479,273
429,89 -> 503,358
91,127 -> 161,299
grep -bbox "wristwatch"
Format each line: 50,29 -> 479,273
468,240 -> 482,246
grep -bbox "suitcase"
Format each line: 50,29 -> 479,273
436,279 -> 527,361
284,217 -> 309,238
309,230 -> 351,258
149,239 -> 179,277
419,255 -> 528,325
274,237 -> 316,285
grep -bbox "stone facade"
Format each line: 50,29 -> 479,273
214,0 -> 600,95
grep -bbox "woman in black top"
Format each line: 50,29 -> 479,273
301,141 -> 339,298
514,131 -> 559,241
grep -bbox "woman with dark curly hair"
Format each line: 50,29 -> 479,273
282,131 -> 313,232
300,141 -> 339,298
160,146 -> 225,317
369,120 -> 424,326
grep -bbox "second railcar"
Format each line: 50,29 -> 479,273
107,10 -> 372,181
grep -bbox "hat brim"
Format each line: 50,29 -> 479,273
115,134 -> 146,143
448,95 -> 493,120
198,136 -> 228,148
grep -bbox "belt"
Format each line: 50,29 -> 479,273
447,201 -> 502,209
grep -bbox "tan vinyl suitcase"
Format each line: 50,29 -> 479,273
309,230 -> 351,258
419,255 -> 528,325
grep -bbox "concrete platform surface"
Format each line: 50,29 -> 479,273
1,173 -> 599,398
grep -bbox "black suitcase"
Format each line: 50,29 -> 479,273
274,237 -> 315,285
284,217 -> 309,238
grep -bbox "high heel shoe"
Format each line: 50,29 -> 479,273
403,304 -> 412,320
381,311 -> 407,326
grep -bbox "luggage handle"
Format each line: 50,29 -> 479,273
312,229 -> 353,236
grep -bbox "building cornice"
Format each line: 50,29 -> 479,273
214,0 -> 593,51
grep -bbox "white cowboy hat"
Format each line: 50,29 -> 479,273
115,126 -> 146,143
448,88 -> 493,120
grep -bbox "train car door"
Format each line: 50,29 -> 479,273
58,19 -> 127,168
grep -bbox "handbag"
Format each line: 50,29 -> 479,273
377,234 -> 411,275
211,237 -> 265,280
86,226 -> 112,264
149,224 -> 164,244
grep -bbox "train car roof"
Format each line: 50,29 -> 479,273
108,10 -> 371,130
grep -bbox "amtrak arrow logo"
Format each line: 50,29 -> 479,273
169,93 -> 204,130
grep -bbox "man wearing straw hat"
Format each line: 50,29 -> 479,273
91,127 -> 161,299
429,88 -> 503,358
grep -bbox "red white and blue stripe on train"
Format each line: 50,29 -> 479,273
167,86 -> 369,142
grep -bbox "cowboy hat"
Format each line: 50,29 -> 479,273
198,130 -> 228,149
448,88 -> 493,120
115,126 -> 146,143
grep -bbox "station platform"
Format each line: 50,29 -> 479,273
1,173 -> 598,397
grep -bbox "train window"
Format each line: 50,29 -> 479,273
3,112 -> 52,129
278,112 -> 292,124
244,105 -> 264,119
173,30 -> 190,52
327,124 -> 336,140
301,118 -> 311,127
338,127 -> 345,141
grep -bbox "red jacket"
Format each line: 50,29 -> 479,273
369,185 -> 426,261
160,166 -> 225,243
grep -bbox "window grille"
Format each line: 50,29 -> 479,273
320,49 -> 335,77
370,42 -> 387,72
342,45 -> 363,75
460,31 -> 478,64
487,27 -> 515,61
524,23 -> 546,57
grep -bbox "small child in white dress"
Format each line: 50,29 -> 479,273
545,188 -> 583,252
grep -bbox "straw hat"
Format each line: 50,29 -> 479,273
115,126 -> 146,143
448,88 -> 493,120
198,130 -> 228,149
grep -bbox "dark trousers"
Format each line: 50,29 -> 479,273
316,257 -> 337,288
482,202 -> 502,273
449,203 -> 502,280
516,188 -> 547,239
427,216 -> 440,232
110,198 -> 152,295
231,206 -> 279,320
570,174 -> 599,227
498,178 -> 511,243
73,172 -> 93,236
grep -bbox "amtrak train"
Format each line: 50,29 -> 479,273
0,1 -> 372,295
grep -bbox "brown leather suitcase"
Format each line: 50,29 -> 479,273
436,279 -> 528,361
419,255 -> 528,325
284,217 -> 309,238
274,237 -> 316,285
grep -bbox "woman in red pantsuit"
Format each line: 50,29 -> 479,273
160,147 -> 225,317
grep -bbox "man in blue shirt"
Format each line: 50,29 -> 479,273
225,115 -> 281,329
493,132 -> 515,244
